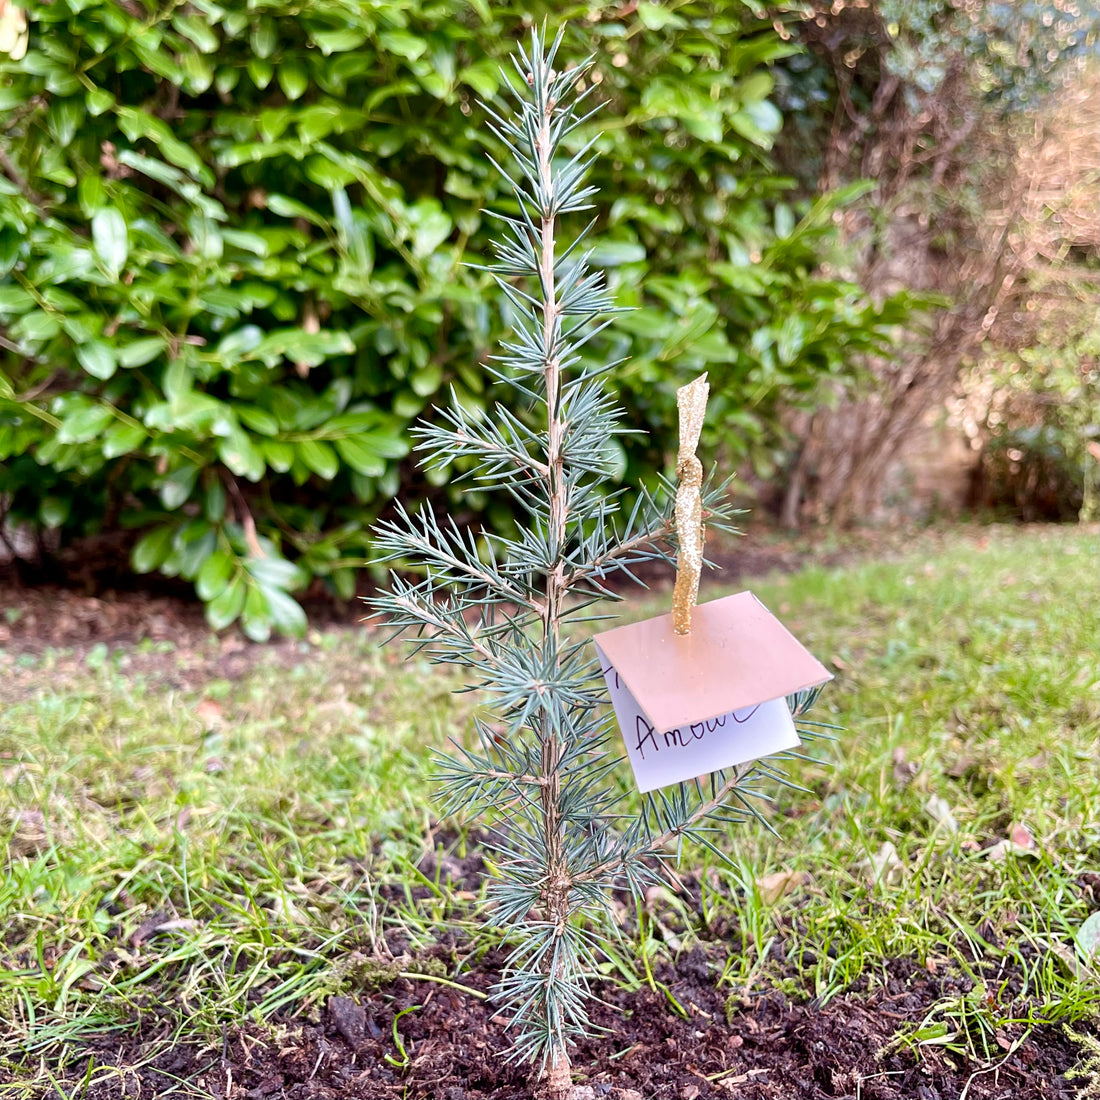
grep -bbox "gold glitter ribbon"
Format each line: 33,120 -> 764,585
672,373 -> 709,636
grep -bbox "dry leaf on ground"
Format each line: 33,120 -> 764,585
924,794 -> 958,833
862,841 -> 904,886
985,822 -> 1040,862
756,870 -> 811,905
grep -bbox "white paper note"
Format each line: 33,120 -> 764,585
596,644 -> 801,794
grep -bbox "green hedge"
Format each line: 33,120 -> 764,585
0,0 -> 906,637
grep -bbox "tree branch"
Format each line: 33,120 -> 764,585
563,515 -> 673,589
0,147 -> 47,214
575,768 -> 751,886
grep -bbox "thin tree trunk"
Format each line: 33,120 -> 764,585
780,437 -> 809,529
535,80 -> 573,1100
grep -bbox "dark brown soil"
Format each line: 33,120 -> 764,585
15,949 -> 1087,1100
0,524 -> 847,700
0,523 -> 1073,664
0,523 -> 852,658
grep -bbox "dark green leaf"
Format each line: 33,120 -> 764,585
102,421 -> 147,458
218,426 -> 265,482
117,337 -> 167,369
132,525 -> 176,573
159,465 -> 200,510
206,573 -> 246,630
311,28 -> 368,55
277,59 -> 308,100
241,583 -> 272,642
262,585 -> 307,636
379,31 -> 427,61
204,478 -> 226,522
13,311 -> 61,341
38,496 -> 71,528
335,435 -> 386,476
246,555 -> 303,591
76,341 -> 117,380
196,548 -> 233,600
86,88 -> 115,116
173,14 -> 219,53
263,439 -> 295,473
298,438 -> 339,480
91,208 -> 128,279
58,405 -> 114,443
0,286 -> 35,312
175,525 -> 217,579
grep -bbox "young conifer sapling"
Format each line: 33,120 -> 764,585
371,28 -> 828,1100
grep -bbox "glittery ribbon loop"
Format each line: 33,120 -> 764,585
672,373 -> 709,636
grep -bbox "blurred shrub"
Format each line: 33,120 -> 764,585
974,307 -> 1099,523
0,0 -> 906,636
767,1 -> 1098,526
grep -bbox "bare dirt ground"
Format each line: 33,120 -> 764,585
43,937 -> 1084,1100
0,521 -> 843,700
0,521 -> 953,688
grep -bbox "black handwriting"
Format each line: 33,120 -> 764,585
630,706 -> 760,759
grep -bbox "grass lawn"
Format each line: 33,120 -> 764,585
0,523 -> 1097,1096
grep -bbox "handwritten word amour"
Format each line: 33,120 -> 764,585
633,705 -> 761,760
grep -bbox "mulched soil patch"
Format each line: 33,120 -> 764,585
0,524 -> 1072,671
0,525 -> 845,702
19,951 -> 1086,1100
0,523 -> 849,657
